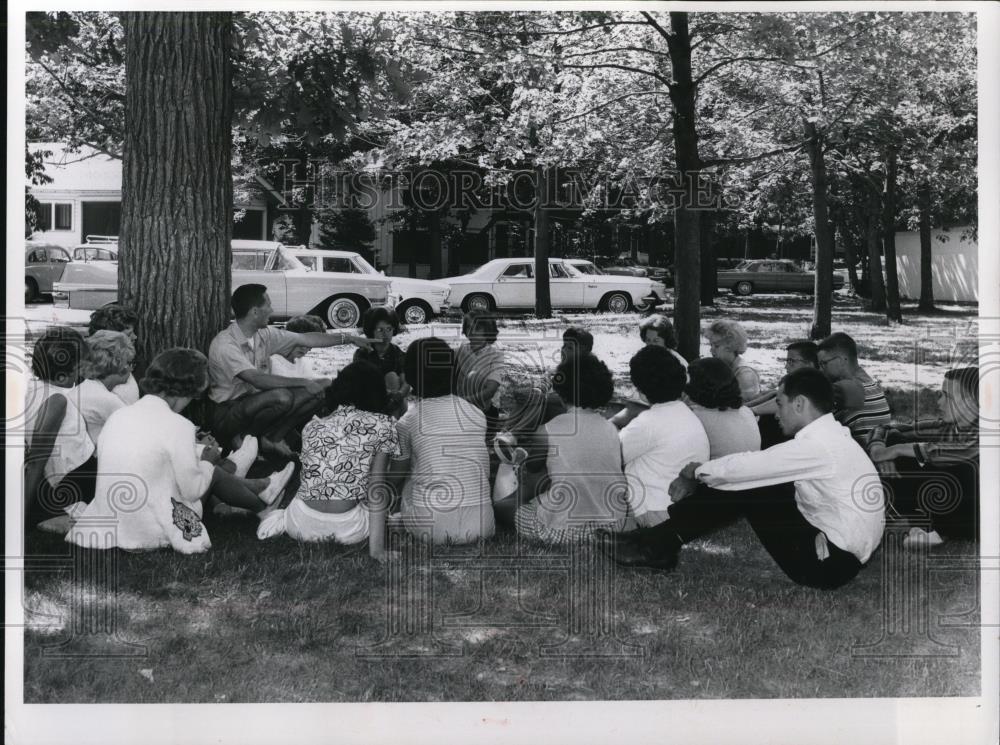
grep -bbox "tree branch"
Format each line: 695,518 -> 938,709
640,11 -> 672,45
562,62 -> 671,86
701,141 -> 807,168
562,45 -> 671,60
694,56 -> 814,87
551,89 -> 670,125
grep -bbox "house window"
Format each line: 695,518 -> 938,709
54,204 -> 73,230
36,203 -> 73,231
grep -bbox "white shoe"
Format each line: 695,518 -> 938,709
256,509 -> 286,540
227,436 -> 259,479
259,462 -> 295,506
903,527 -> 944,549
36,515 -> 74,534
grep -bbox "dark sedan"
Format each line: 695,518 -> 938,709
717,259 -> 845,296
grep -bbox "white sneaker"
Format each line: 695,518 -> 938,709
903,527 -> 945,549
256,509 -> 286,540
259,462 -> 295,506
227,436 -> 259,479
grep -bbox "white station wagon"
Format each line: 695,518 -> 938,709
288,248 -> 450,325
53,240 -> 394,328
444,258 -> 664,313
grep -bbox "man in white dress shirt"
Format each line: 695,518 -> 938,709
605,368 -> 885,590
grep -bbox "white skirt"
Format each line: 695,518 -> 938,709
257,498 -> 369,544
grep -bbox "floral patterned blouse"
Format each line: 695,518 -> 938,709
295,405 -> 401,503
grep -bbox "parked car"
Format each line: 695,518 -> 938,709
25,243 -> 72,302
716,259 -> 846,296
565,258 -> 605,276
53,240 -> 394,328
72,245 -> 119,262
597,255 -> 673,285
444,258 -> 663,314
288,247 -> 449,325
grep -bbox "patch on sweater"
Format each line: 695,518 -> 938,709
171,499 -> 203,541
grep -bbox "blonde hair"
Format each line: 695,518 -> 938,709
706,320 -> 749,355
82,330 -> 134,380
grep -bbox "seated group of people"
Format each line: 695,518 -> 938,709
23,290 -> 980,592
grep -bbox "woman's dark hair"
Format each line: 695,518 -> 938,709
362,306 -> 401,338
285,314 -> 326,334
140,348 -> 209,398
326,360 -> 388,414
685,357 -> 743,410
552,353 -> 614,409
88,304 -> 138,336
562,327 -> 594,356
461,309 -> 499,344
404,337 -> 455,398
638,314 -> 678,349
31,326 -> 87,383
944,366 -> 979,403
629,346 -> 686,405
780,368 -> 835,414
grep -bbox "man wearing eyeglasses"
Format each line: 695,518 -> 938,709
816,332 -> 891,450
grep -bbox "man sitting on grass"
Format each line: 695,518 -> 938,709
748,340 -> 819,448
603,368 -> 884,591
867,366 -> 980,548
207,284 -> 370,459
816,332 -> 891,449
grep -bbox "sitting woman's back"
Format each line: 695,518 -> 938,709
685,357 -> 761,458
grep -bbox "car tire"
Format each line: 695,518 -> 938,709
25,278 -> 39,304
600,291 -> 633,313
398,299 -> 431,325
734,281 -> 754,296
323,296 -> 363,329
462,293 -> 495,313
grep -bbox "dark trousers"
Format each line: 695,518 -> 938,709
883,458 -> 979,540
211,387 -> 324,447
28,456 -> 97,528
649,482 -> 863,590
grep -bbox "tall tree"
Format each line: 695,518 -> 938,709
120,12 -> 233,359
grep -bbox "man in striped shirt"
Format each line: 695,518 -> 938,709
817,332 -> 891,450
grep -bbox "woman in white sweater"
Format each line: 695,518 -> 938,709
68,348 -> 293,554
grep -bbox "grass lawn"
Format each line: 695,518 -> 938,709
19,292 -> 983,702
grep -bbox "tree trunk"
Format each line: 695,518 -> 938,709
699,213 -> 716,306
121,12 -> 233,362
882,147 -> 903,322
866,188 -> 886,313
918,181 -> 935,312
838,221 -> 861,293
804,120 -> 834,340
666,12 -> 702,361
427,209 -> 443,280
534,165 -> 552,318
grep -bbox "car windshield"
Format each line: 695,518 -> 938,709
735,261 -> 753,271
571,262 -> 600,275
275,247 -> 308,271
561,262 -> 583,277
352,255 -> 378,274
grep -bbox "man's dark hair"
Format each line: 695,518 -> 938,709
88,304 -> 139,336
461,309 -> 499,344
944,366 -> 979,403
231,284 -> 268,319
404,337 -> 455,398
362,306 -> 401,338
140,348 -> 209,398
327,360 -> 388,414
31,326 -> 87,383
552,353 -> 614,409
786,340 -> 819,368
562,327 -> 594,356
686,356 -> 742,410
817,332 -> 858,363
779,368 -> 835,414
630,345 -> 686,405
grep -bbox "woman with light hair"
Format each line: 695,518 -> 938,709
77,330 -> 135,443
705,319 -> 760,401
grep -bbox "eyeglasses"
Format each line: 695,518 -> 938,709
817,355 -> 844,369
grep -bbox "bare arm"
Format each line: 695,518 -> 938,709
24,393 -> 68,504
236,368 -> 330,391
366,452 -> 393,559
296,331 -> 371,349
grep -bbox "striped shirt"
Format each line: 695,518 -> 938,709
394,395 -> 494,544
835,368 -> 891,449
867,420 -> 978,466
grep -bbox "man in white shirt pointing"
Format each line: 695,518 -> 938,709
605,368 -> 885,590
